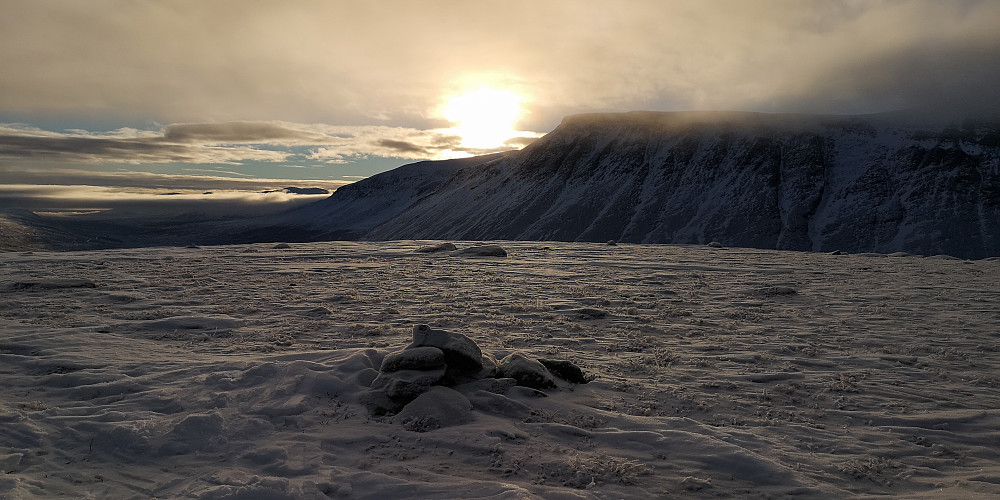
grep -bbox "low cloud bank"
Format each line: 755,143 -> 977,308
0,121 -> 540,168
0,170 -> 344,218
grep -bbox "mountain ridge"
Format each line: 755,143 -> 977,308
356,111 -> 1000,258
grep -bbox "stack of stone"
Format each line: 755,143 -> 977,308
362,324 -> 590,429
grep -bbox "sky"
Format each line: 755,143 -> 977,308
2,0 -> 999,210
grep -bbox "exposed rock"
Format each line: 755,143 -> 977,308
415,242 -> 457,253
576,308 -> 607,320
272,242 -> 291,249
393,387 -> 473,432
443,352 -> 500,386
408,325 -> 483,373
477,353 -> 500,379
538,359 -> 590,384
606,240 -> 617,246
370,367 -> 447,402
379,346 -> 445,373
498,353 -> 557,390
454,245 -> 507,257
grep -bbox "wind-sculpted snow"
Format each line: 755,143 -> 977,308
2,241 -> 1000,498
364,111 -> 1000,258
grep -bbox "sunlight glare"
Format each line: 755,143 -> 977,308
442,88 -> 522,149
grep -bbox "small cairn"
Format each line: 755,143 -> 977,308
363,325 -> 590,428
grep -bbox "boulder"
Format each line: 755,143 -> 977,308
498,353 -> 557,390
455,245 -> 507,257
408,325 -> 483,373
576,308 -> 607,320
415,242 -> 457,253
393,387 -> 473,432
477,353 -> 500,378
538,359 -> 590,384
379,346 -> 445,373
370,367 -> 446,402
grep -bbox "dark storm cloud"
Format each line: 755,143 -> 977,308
163,122 -> 329,143
792,38 -> 1000,119
376,139 -> 432,155
374,134 -> 506,157
0,132 -> 287,164
0,122 -> 494,167
0,135 -> 206,162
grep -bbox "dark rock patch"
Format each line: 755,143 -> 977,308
576,308 -> 608,320
538,359 -> 591,384
455,245 -> 507,257
370,367 -> 446,402
409,325 -> 483,372
380,346 -> 445,373
498,353 -> 557,390
415,242 -> 457,253
393,387 -> 473,432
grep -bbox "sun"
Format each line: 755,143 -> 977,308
441,88 -> 523,150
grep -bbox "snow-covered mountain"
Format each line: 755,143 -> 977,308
275,153 -> 507,240
360,111 -> 1000,258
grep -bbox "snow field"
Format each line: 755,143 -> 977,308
1,241 -> 999,498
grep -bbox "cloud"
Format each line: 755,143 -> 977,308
0,169 -> 349,218
0,167 -> 350,193
0,121 -> 533,169
0,128 -> 289,164
162,122 -> 329,144
0,183 -> 330,218
376,139 -> 433,156
3,0 -> 998,133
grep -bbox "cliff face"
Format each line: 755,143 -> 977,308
360,111 -> 1000,258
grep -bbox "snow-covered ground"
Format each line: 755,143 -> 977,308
2,241 -> 998,499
